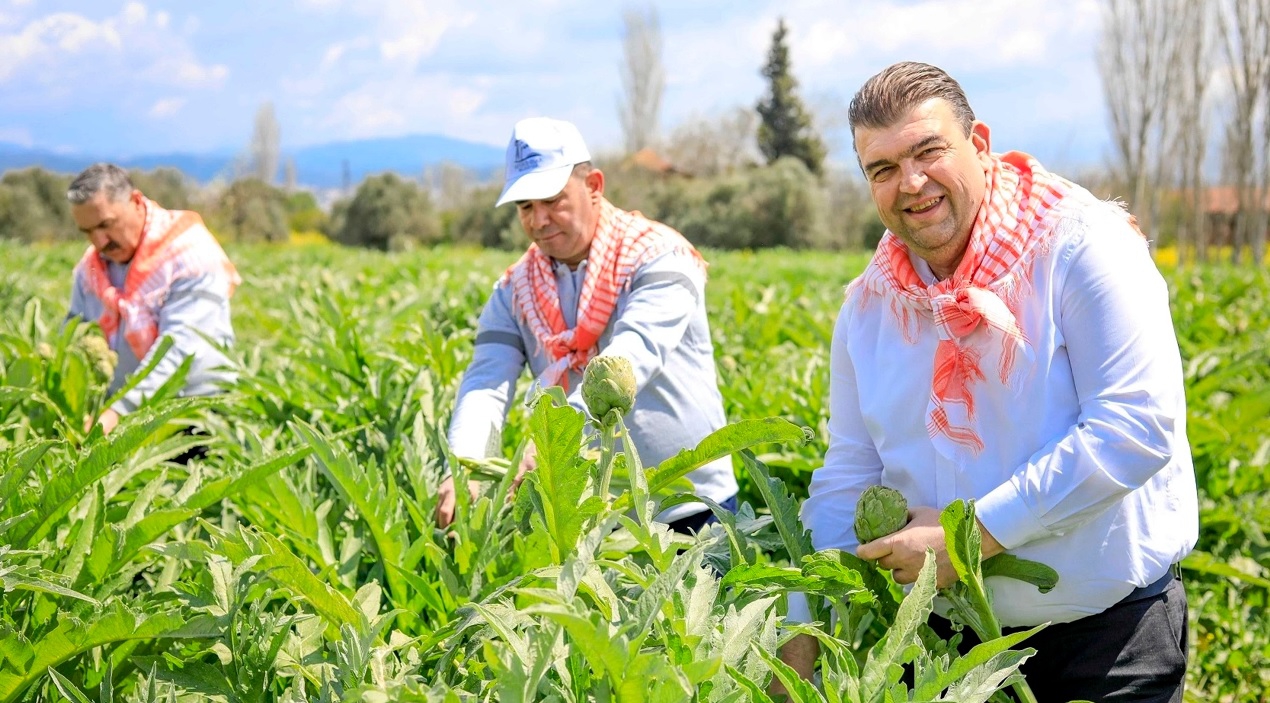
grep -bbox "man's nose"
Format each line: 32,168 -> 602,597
529,202 -> 551,228
899,163 -> 928,194
87,229 -> 109,250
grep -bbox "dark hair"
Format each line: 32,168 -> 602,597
67,163 -> 134,205
848,62 -> 975,140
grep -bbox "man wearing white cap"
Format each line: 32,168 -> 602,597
436,117 -> 738,532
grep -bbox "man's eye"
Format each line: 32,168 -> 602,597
870,166 -> 893,181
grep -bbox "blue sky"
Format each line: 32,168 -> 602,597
0,0 -> 1108,172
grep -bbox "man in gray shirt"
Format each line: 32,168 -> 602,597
65,163 -> 238,435
437,117 -> 738,533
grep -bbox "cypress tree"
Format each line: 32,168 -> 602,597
756,18 -> 827,177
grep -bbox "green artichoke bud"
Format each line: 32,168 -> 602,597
581,355 -> 636,428
854,485 -> 909,544
77,334 -> 117,384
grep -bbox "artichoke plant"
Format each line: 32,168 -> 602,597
581,355 -> 636,429
77,333 -> 118,386
854,485 -> 909,543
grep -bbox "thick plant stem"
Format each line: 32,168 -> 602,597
596,415 -> 619,500
1013,680 -> 1039,703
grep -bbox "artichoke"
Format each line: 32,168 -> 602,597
854,485 -> 909,544
76,334 -> 117,385
581,355 -> 636,428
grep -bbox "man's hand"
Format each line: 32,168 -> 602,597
511,440 -> 538,491
84,408 -> 120,436
858,506 -> 957,587
435,474 -> 481,528
771,633 -> 819,699
856,506 -> 1004,588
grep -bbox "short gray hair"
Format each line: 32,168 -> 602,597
67,163 -> 135,205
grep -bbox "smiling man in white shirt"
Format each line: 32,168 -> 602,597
780,62 -> 1198,703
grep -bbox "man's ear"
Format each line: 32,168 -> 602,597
971,121 -> 991,160
585,168 -> 605,201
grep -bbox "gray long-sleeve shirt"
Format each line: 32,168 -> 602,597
68,261 -> 236,414
447,249 -> 738,522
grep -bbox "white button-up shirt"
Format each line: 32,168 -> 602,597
799,200 -> 1198,627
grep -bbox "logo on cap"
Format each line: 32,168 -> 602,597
513,139 -> 542,173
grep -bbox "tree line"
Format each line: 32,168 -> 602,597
0,156 -> 882,253
1100,0 -> 1270,264
0,15 -> 879,252
8,5 -> 1267,262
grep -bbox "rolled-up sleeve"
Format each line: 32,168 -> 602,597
976,222 -> 1186,549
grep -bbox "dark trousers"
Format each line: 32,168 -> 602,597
666,494 -> 738,534
172,426 -> 211,465
928,575 -> 1188,703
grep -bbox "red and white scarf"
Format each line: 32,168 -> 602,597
855,151 -> 1141,456
504,199 -> 706,389
77,199 -> 240,360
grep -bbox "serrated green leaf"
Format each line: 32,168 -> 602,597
613,418 -> 812,513
524,396 -> 597,563
860,551 -> 939,703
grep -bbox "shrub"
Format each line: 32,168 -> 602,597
337,173 -> 440,251
0,168 -> 72,242
212,178 -> 290,243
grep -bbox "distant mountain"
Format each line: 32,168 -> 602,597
289,134 -> 504,187
0,146 -> 115,178
0,134 -> 505,189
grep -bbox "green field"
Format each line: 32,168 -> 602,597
1,242 -> 1267,702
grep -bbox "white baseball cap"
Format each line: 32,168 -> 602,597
495,117 -> 592,207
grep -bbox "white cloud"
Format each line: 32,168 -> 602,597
0,12 -> 121,81
320,42 -> 346,70
782,0 -> 1101,72
160,56 -> 229,86
377,5 -> 466,68
5,0 -> 1116,165
0,126 -> 33,146
317,75 -> 494,142
315,36 -> 372,72
148,96 -> 186,118
121,2 -> 146,25
640,0 -> 1106,163
298,0 -> 477,69
0,5 -> 226,88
